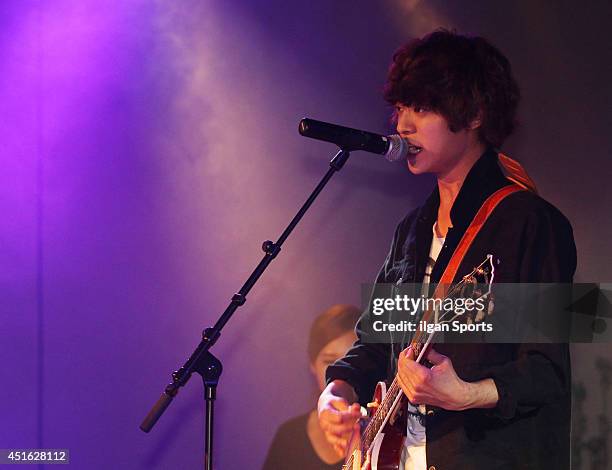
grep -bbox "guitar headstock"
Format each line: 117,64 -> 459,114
410,254 -> 497,358
442,254 -> 497,325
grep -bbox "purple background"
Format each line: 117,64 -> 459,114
1,1 -> 611,469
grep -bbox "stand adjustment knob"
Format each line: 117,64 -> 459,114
231,293 -> 246,305
262,240 -> 281,257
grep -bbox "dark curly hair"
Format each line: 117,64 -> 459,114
384,29 -> 520,149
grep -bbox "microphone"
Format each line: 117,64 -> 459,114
298,118 -> 407,162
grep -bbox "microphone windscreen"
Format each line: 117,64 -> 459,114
385,134 -> 407,162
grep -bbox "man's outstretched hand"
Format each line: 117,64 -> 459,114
317,380 -> 361,457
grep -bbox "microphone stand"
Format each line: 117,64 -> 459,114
140,148 -> 352,469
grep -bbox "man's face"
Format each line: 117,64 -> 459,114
395,104 -> 475,179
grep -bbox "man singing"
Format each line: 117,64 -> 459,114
318,29 -> 576,469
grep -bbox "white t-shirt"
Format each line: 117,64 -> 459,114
401,222 -> 445,470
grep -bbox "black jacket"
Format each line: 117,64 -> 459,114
326,149 -> 577,469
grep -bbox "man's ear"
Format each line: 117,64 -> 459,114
468,111 -> 483,130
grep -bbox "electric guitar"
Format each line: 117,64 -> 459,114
343,255 -> 496,470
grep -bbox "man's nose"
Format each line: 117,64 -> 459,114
396,110 -> 415,135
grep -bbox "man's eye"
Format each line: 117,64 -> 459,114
414,106 -> 428,113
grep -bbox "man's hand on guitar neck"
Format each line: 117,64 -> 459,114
317,380 -> 362,457
397,346 -> 499,411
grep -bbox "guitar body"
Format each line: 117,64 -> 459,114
342,256 -> 496,470
344,382 -> 406,470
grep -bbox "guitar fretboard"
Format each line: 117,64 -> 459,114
360,322 -> 431,452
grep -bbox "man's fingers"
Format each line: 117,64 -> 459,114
324,431 -> 350,449
320,405 -> 360,436
327,421 -> 361,459
425,347 -> 447,365
399,350 -> 428,378
321,419 -> 358,436
401,345 -> 415,360
321,398 -> 351,423
329,397 -> 349,411
396,371 -> 412,398
321,405 -> 360,424
332,402 -> 361,421
320,408 -> 342,424
341,402 -> 361,415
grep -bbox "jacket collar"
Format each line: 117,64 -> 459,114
414,148 -> 511,284
418,148 -> 510,231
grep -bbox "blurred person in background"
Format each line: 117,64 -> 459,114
262,304 -> 361,470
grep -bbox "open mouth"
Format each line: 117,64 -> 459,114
407,144 -> 422,155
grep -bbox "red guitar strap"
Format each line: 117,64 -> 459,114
408,183 -> 526,344
436,184 -> 524,289
436,152 -> 537,289
498,152 -> 538,194
411,154 -> 536,343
